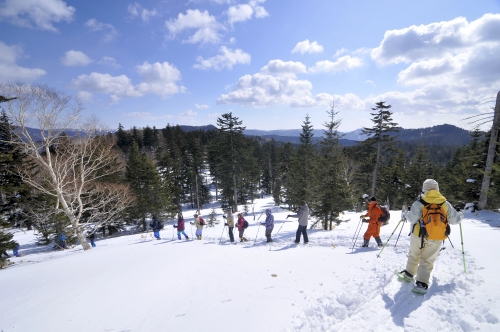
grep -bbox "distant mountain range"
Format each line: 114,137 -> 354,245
20,123 -> 476,147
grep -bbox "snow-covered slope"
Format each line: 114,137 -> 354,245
1,197 -> 499,332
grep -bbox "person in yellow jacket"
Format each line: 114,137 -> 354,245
398,179 -> 463,293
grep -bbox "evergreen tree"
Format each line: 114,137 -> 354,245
125,141 -> 173,231
216,112 -> 246,211
287,114 -> 318,209
403,143 -> 433,202
361,102 -> 399,197
314,105 -> 351,230
116,123 -> 131,153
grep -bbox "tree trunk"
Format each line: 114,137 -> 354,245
478,91 -> 500,210
195,172 -> 200,213
371,140 -> 382,197
75,227 -> 91,250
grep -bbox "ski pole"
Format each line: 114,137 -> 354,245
393,218 -> 406,247
190,222 -> 193,239
171,224 -> 174,240
460,223 -> 466,273
351,215 -> 363,249
219,224 -> 226,243
377,218 -> 404,258
447,237 -> 455,249
275,220 -> 287,235
254,223 -> 261,244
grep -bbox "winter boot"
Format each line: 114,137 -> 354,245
413,281 -> 429,294
185,235 -> 189,240
361,239 -> 369,247
242,237 -> 248,242
397,270 -> 413,282
375,237 -> 383,247
178,236 -> 181,240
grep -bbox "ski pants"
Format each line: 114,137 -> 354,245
177,231 -> 188,239
228,226 -> 234,242
405,234 -> 442,285
238,228 -> 245,239
153,231 -> 160,239
363,221 -> 381,240
295,225 -> 309,243
195,229 -> 203,237
265,227 -> 274,242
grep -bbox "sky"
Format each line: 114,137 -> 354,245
1,0 -> 500,132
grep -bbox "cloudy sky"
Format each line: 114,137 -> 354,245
1,0 -> 500,132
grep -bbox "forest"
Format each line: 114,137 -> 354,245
1,83 -> 499,254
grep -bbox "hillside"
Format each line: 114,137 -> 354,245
1,196 -> 499,331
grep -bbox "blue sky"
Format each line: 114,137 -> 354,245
1,0 -> 500,132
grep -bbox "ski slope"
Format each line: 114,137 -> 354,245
1,196 -> 499,332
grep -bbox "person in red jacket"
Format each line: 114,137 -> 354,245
236,213 -> 248,242
362,197 -> 383,247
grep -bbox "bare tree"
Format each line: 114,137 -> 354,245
0,82 -> 133,250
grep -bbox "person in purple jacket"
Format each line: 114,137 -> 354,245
260,209 -> 274,242
174,213 -> 189,240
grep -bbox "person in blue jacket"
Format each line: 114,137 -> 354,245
13,243 -> 21,257
87,232 -> 96,247
260,209 -> 274,242
56,232 -> 67,249
150,215 -> 162,240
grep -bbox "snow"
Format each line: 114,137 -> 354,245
1,197 -> 500,332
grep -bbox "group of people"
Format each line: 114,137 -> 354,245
147,200 -> 312,245
361,179 -> 464,294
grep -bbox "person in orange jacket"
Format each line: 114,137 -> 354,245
362,197 -> 383,247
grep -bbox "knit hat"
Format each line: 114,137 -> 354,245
370,197 -> 376,202
422,179 -> 439,195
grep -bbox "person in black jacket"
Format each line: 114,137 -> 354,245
150,215 -> 162,240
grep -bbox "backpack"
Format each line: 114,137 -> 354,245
378,205 -> 390,224
417,199 -> 449,241
243,220 -> 249,229
199,217 -> 206,226
158,220 -> 164,230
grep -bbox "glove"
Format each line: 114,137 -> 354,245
362,219 -> 369,223
287,215 -> 290,218
173,225 -> 177,228
223,215 -> 227,219
224,223 -> 228,226
455,207 -> 461,212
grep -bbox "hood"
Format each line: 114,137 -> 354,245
421,190 -> 446,204
265,209 -> 271,215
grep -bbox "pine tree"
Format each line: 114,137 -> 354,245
362,102 -> 399,197
314,104 -> 352,230
125,141 -> 173,231
287,114 -> 318,209
216,112 -> 246,211
116,123 -> 131,153
403,143 -> 433,202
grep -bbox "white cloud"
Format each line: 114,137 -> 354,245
193,46 -> 251,70
0,41 -> 46,81
97,56 -> 120,68
128,3 -> 159,23
178,110 -> 197,122
207,112 -> 220,118
333,48 -> 348,58
292,39 -> 324,54
61,50 -> 92,66
69,61 -> 185,103
85,18 -> 118,42
216,73 -> 366,109
77,91 -> 93,103
371,14 -> 500,65
122,112 -> 173,120
226,4 -> 253,24
260,59 -> 307,78
249,0 -> 268,18
226,0 -> 268,24
366,14 -> 500,123
364,80 -> 376,87
308,55 -> 363,73
0,0 -> 74,32
165,9 -> 222,44
195,103 -> 209,109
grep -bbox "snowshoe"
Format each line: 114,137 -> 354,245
397,270 -> 413,282
412,281 -> 428,294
